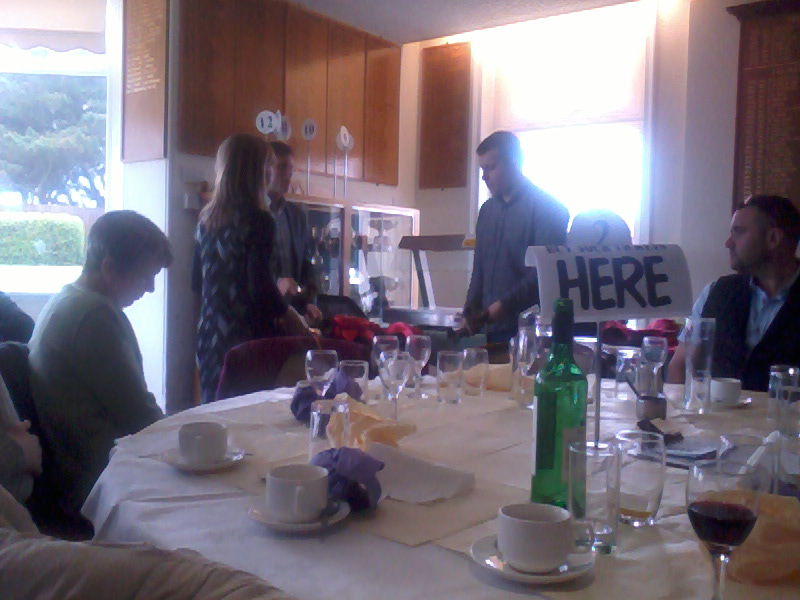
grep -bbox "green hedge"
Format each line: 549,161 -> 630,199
0,213 -> 84,265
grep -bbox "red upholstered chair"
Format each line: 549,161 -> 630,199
215,336 -> 371,401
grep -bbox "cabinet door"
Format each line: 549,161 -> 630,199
364,37 -> 400,185
285,5 -> 328,174
178,0 -> 236,157
232,0 -> 286,137
326,22 -> 366,180
419,42 -> 471,189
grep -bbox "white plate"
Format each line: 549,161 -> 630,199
248,500 -> 350,533
469,535 -> 594,585
162,447 -> 246,474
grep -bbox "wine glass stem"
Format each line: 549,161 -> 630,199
390,393 -> 398,420
414,371 -> 422,400
711,552 -> 729,600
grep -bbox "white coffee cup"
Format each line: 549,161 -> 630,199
178,421 -> 228,466
710,377 -> 742,406
266,464 -> 329,523
497,503 -> 590,573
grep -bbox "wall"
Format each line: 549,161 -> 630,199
650,0 -> 760,298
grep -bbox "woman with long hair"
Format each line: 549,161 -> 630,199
193,134 -> 310,403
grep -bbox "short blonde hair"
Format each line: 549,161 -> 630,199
200,134 -> 275,230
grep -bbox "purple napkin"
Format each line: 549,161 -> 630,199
311,447 -> 384,511
290,370 -> 363,424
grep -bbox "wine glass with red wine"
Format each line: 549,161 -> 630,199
685,457 -> 768,600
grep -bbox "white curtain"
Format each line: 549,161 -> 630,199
0,0 -> 106,53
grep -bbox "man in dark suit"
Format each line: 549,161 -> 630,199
667,195 -> 800,391
268,142 -> 320,324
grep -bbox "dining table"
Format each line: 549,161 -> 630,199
82,379 -> 796,600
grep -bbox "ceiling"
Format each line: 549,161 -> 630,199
289,0 -> 635,44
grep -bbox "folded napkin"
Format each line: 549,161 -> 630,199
331,396 -> 417,450
290,371 -> 363,425
367,442 -> 475,504
484,363 -> 513,392
728,493 -> 800,585
310,447 -> 384,511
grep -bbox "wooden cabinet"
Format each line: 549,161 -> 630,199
364,37 -> 401,185
232,0 -> 286,137
326,22 -> 366,179
418,42 -> 471,189
177,0 -> 402,184
285,4 -> 328,174
178,0 -> 236,157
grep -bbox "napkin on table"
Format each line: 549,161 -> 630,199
290,370 -> 362,425
367,442 -> 475,504
310,447 -> 384,511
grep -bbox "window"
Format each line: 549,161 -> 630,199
0,44 -> 108,293
472,0 -> 654,242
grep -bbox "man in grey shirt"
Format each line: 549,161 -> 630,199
463,131 -> 569,344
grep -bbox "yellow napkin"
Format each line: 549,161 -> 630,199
484,363 -> 514,392
326,395 -> 417,451
727,493 -> 800,585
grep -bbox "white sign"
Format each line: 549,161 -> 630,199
336,125 -> 354,151
276,114 -> 291,141
301,118 -> 317,141
256,110 -> 279,135
526,244 -> 693,323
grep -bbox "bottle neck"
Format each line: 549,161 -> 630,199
549,341 -> 575,364
550,308 -> 575,362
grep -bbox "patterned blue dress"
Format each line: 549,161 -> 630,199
192,207 -> 288,403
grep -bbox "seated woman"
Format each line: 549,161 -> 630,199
193,134 -> 312,404
28,211 -> 169,523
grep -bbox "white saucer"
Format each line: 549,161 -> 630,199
469,535 -> 594,585
248,500 -> 350,533
163,447 -> 246,474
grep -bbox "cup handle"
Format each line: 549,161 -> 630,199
573,521 -> 595,555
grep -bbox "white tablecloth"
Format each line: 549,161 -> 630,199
83,382 -> 796,600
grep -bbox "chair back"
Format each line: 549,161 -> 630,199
216,336 -> 371,400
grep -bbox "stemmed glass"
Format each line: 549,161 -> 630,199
371,335 -> 400,401
641,336 -> 668,396
513,326 -> 538,408
405,334 -> 432,400
686,457 -> 768,600
304,349 -> 339,399
377,350 -> 414,420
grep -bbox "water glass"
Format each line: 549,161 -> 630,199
437,350 -> 463,404
405,334 -> 432,400
775,434 -> 800,498
338,360 -> 369,402
641,336 -> 668,397
777,385 -> 800,438
682,317 -> 715,413
614,347 -> 640,400
568,441 -> 620,554
462,347 -> 489,397
309,399 -> 350,460
304,349 -> 339,399
769,364 -> 799,422
514,326 -> 538,407
615,430 -> 665,527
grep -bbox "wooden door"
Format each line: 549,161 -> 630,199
364,36 -> 400,185
418,42 -> 471,189
326,21 -> 366,179
232,0 -> 286,137
285,5 -> 328,174
178,0 -> 236,156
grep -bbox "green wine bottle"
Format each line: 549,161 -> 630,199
530,298 -> 587,507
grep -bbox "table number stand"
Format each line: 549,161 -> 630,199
526,244 -> 694,445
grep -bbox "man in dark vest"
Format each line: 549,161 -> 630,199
667,195 -> 800,391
